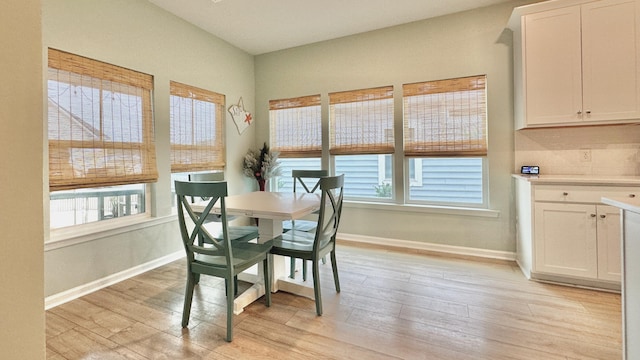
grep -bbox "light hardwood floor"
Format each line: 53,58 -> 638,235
46,243 -> 622,359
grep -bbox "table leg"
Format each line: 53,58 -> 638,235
232,218 -> 314,314
260,219 -> 315,300
232,218 -> 283,314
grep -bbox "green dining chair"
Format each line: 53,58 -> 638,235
271,174 -> 344,316
189,172 -> 239,223
283,169 -> 328,280
189,171 -> 256,241
175,180 -> 272,342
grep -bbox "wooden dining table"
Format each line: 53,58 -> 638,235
198,191 -> 321,314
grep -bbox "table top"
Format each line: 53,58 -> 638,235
203,191 -> 321,220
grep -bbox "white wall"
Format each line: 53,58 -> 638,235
0,0 -> 45,357
42,0 -> 258,297
255,1 -> 539,253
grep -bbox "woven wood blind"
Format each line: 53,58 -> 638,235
170,81 -> 225,173
403,75 -> 487,157
47,48 -> 158,191
269,95 -> 322,158
329,86 -> 394,155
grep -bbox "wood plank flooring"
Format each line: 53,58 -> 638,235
46,243 -> 622,359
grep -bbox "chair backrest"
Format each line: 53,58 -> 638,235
188,172 -> 225,203
189,172 -> 225,182
175,180 -> 233,266
313,174 -> 345,252
292,169 -> 328,194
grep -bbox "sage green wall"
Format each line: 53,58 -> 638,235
42,0 -> 257,296
255,1 -> 537,252
0,0 -> 45,357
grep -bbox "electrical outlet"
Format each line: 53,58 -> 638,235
580,149 -> 592,162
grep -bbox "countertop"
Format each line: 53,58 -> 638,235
602,197 -> 640,213
512,174 -> 640,186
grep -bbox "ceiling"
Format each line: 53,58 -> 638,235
147,0 -> 517,55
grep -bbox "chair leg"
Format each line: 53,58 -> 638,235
225,273 -> 235,342
182,272 -> 196,327
303,260 -> 308,281
224,276 -> 239,296
289,257 -> 296,279
263,257 -> 271,307
312,259 -> 322,316
331,250 -> 340,293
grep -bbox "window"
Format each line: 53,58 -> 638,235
329,86 -> 394,200
269,95 -> 322,190
275,158 -> 322,192
403,75 -> 487,206
271,76 -> 489,208
170,81 -> 225,173
47,48 -> 157,228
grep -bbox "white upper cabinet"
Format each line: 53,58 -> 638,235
510,0 -> 640,129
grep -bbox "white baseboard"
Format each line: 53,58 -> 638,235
337,233 -> 516,261
45,251 -> 184,310
45,235 -> 515,310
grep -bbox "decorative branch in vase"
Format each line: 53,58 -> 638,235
242,142 -> 281,191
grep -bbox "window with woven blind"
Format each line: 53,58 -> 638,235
47,48 -> 158,191
170,81 -> 225,173
403,75 -> 487,157
269,95 -> 322,158
329,86 -> 394,155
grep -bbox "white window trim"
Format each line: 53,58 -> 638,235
46,214 -> 175,251
378,155 -> 422,186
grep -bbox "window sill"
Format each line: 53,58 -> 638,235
344,201 -> 500,218
46,214 -> 176,251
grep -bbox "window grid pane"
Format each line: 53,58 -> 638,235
47,48 -> 157,191
269,95 -> 322,158
170,81 -> 225,173
403,75 -> 487,157
408,157 -> 483,205
274,158 -> 322,192
329,86 -> 394,155
335,155 -> 392,200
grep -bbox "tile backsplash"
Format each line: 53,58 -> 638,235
515,124 -> 640,176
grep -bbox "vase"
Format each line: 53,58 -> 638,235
258,179 -> 266,191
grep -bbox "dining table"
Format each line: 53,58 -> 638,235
196,190 -> 321,314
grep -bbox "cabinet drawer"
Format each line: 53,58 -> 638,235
535,185 -> 638,203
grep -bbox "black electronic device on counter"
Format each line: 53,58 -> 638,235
521,166 -> 540,175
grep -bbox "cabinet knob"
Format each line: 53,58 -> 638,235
630,194 -> 636,198
585,110 -> 591,115
577,111 -> 582,115
563,192 -> 569,196
591,214 -> 597,217
600,214 -> 606,218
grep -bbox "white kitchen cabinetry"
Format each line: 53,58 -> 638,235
515,176 -> 638,289
534,202 -> 620,281
509,0 -> 640,129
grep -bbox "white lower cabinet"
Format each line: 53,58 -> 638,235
534,202 -> 620,281
515,179 -> 635,289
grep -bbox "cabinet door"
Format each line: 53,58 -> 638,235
582,0 -> 640,122
534,202 -> 598,278
524,6 -> 583,125
596,205 -> 622,281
